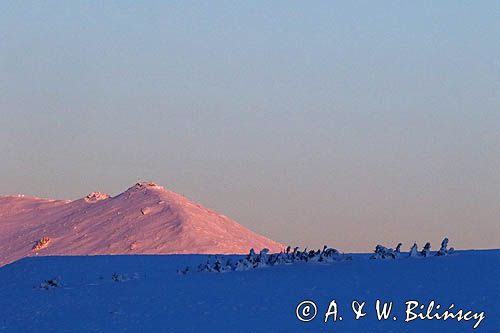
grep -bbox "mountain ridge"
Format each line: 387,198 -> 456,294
0,182 -> 284,266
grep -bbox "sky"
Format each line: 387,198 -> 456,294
1,1 -> 499,251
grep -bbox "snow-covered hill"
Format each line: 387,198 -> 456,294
0,250 -> 498,332
0,182 -> 283,266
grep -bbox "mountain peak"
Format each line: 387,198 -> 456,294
133,181 -> 162,189
0,182 -> 284,266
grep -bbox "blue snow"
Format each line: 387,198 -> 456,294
0,250 -> 498,332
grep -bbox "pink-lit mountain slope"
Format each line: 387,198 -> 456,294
0,182 -> 283,266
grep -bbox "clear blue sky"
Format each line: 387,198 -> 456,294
1,1 -> 499,251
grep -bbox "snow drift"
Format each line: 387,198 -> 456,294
0,182 -> 283,266
0,250 -> 498,332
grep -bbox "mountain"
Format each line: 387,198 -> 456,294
0,182 -> 283,266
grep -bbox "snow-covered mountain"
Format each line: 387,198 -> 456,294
0,182 -> 283,266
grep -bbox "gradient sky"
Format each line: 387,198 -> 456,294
1,1 -> 499,251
